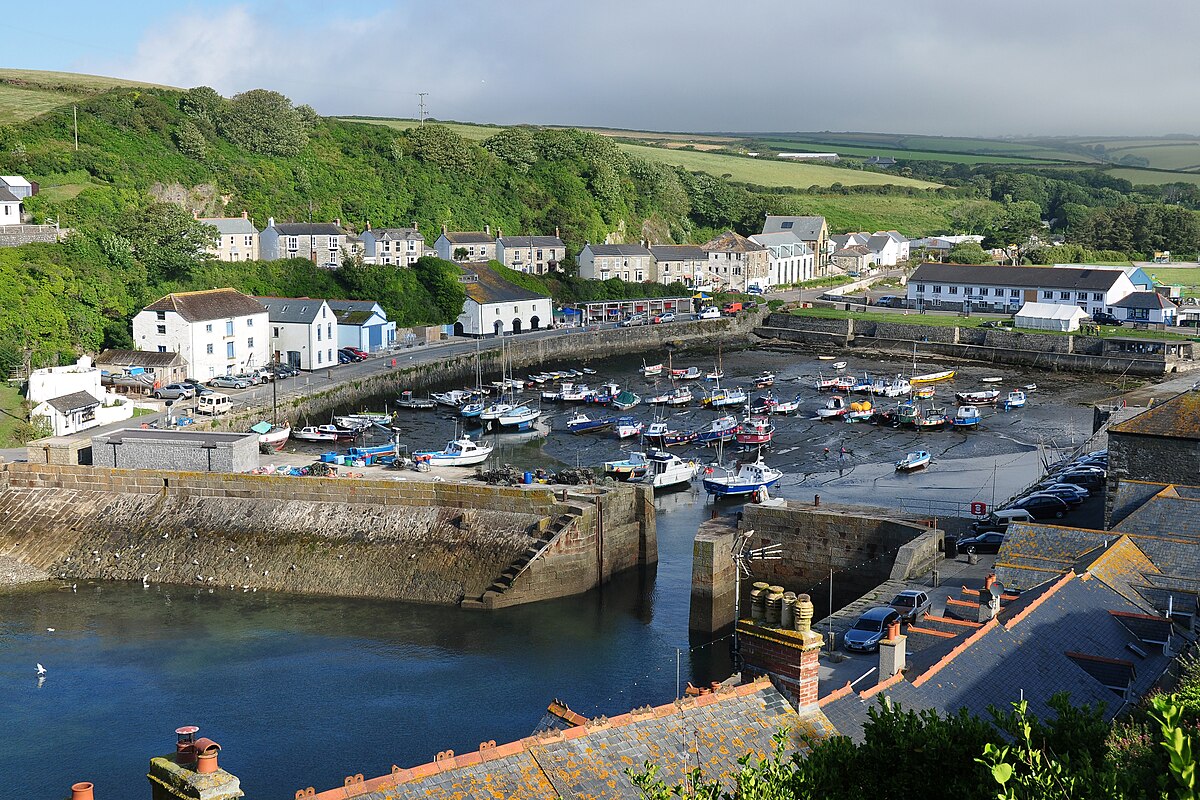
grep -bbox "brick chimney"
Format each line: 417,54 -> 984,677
978,573 -> 1001,623
735,592 -> 825,708
148,726 -> 242,800
412,220 -> 418,230
497,228 -> 503,240
879,619 -> 906,678
555,226 -> 560,239
241,210 -> 248,220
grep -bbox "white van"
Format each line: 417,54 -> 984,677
196,392 -> 233,416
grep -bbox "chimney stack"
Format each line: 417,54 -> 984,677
978,575 -> 1002,623
365,220 -> 371,231
485,224 -> 491,236
150,726 -> 243,800
412,220 -> 418,230
879,619 -> 906,678
555,226 -> 560,239
497,228 -> 503,239
71,782 -> 94,800
241,210 -> 248,220
334,217 -> 341,228
442,223 -> 448,235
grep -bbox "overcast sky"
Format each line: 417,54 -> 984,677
8,0 -> 1198,137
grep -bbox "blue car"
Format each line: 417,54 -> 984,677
842,607 -> 901,652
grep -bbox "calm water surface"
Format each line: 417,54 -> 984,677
0,348 -> 1110,798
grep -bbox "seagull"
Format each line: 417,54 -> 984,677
36,663 -> 46,676
142,575 -> 150,587
46,628 -> 55,632
71,584 -> 77,592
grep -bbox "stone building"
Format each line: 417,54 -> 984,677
259,219 -> 348,267
434,225 -> 497,262
576,242 -> 654,282
1106,388 -> 1200,524
701,230 -> 769,293
496,232 -> 566,274
649,244 -> 706,286
91,429 -> 259,472
198,212 -> 259,261
360,224 -> 426,266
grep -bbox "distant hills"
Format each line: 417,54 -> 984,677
0,68 -> 171,125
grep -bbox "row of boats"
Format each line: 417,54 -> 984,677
601,448 -> 784,498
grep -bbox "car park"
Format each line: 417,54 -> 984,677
652,312 -> 677,324
697,307 -> 721,320
180,379 -> 213,397
209,375 -> 252,390
888,590 -> 931,623
1007,493 -> 1071,519
1036,486 -> 1086,506
843,607 -> 901,652
969,508 -> 1035,534
956,531 -> 1006,554
1056,470 -> 1106,489
152,383 -> 195,400
345,347 -> 369,359
338,348 -> 364,362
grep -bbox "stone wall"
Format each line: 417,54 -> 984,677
0,225 -> 60,247
0,463 -> 656,607
91,430 -> 259,473
689,515 -> 739,633
1106,431 -> 1200,525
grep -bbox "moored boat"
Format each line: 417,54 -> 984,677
565,411 -> 614,434
615,416 -> 645,439
832,361 -> 848,371
735,415 -> 775,444
704,386 -> 748,408
956,389 -> 1001,406
612,390 -> 641,411
895,450 -> 931,471
749,393 -> 778,415
646,450 -> 701,489
495,405 -> 540,431
702,458 -> 783,498
431,390 -> 473,407
252,421 -> 291,451
952,405 -> 982,429
911,370 -> 956,385
771,394 -> 802,415
681,367 -> 703,381
754,371 -> 776,388
816,375 -> 841,391
913,385 -> 936,400
998,390 -> 1026,411
479,401 -> 516,422
668,386 -> 694,406
604,451 -> 649,482
694,415 -> 739,445
642,360 -> 664,378
414,435 -> 493,467
844,400 -> 874,423
395,391 -> 435,410
644,421 -> 695,447
914,406 -> 949,431
816,395 -> 847,419
317,423 -> 362,440
293,425 -> 339,442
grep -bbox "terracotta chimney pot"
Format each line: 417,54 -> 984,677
71,782 -> 94,800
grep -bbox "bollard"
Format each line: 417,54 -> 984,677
814,494 -> 820,507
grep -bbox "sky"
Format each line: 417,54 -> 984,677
5,0 -> 1198,137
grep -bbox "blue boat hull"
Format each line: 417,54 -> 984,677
567,421 -> 613,434
702,475 -> 781,497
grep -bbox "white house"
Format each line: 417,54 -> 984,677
749,232 -> 815,286
454,264 -> 553,337
132,289 -> 270,379
873,230 -> 910,263
762,216 -> 829,272
435,226 -> 497,262
577,243 -> 654,282
361,224 -> 426,266
327,299 -> 397,352
199,212 -> 259,262
1014,302 -> 1090,332
1112,292 -> 1178,325
255,297 -> 336,370
27,356 -> 133,436
496,233 -> 566,275
0,185 -> 20,225
829,231 -> 908,267
906,264 -> 1137,316
0,175 -> 34,199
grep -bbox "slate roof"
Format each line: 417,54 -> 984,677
874,230 -> 908,243
820,569 -> 1188,743
833,245 -> 871,257
442,231 -> 494,244
310,679 -> 834,800
96,349 -> 185,368
253,297 -> 328,324
908,263 -> 1126,290
1108,389 -> 1200,440
372,227 -> 423,240
650,244 -> 708,261
762,215 -> 826,239
271,223 -> 344,236
585,243 -> 652,257
1112,291 -> 1177,310
143,289 -> 266,322
46,391 -> 100,413
867,234 -> 894,252
199,217 -> 257,236
1108,480 -> 1169,527
0,186 -> 19,203
701,230 -> 766,254
461,265 -> 550,305
498,235 -> 565,248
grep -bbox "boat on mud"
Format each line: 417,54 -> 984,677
646,451 -> 701,489
911,369 -> 956,385
565,411 -> 614,434
816,395 -> 847,419
614,416 -> 645,439
612,390 -> 641,411
604,451 -> 650,482
953,405 -> 982,429
643,421 -> 696,447
895,450 -> 931,471
998,390 -> 1027,411
955,389 -> 1001,406
694,415 -> 739,445
735,415 -> 775,445
702,458 -> 783,498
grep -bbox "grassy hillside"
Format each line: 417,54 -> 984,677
616,143 -> 942,190
0,68 -> 170,124
763,193 -> 973,236
769,131 -> 1098,163
338,117 -> 500,141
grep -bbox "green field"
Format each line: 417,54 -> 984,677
0,68 -> 170,125
1069,138 -> 1200,172
768,132 -> 1099,163
1106,168 -> 1200,187
766,194 -> 982,236
339,117 -> 502,141
617,143 -> 942,190
753,139 -> 1047,164
1142,267 -> 1200,297
0,383 -> 28,447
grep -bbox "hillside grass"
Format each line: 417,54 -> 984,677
0,382 -> 27,447
337,117 -> 500,141
1107,168 -> 1200,187
765,193 -> 983,236
0,68 -> 171,125
616,143 -> 943,190
774,132 -> 1098,163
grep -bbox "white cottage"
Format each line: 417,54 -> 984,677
132,289 -> 269,379
454,264 -> 553,337
254,297 -> 336,370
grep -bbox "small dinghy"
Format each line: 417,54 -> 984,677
604,451 -> 649,482
981,377 -> 1003,384
895,450 -> 931,471
956,389 -> 1001,406
953,405 -> 982,429
614,416 -> 645,439
998,390 -> 1026,411
1024,383 -> 1038,392
911,370 -> 956,385
395,391 -> 435,410
641,360 -> 664,377
832,361 -> 848,371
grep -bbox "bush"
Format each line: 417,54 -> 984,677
218,89 -> 308,156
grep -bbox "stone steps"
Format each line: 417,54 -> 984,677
478,512 -> 578,601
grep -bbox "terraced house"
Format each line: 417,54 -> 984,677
701,230 -> 769,293
435,225 -> 497,262
360,223 -> 426,266
132,289 -> 269,379
496,232 -> 566,274
198,212 -> 259,262
259,218 -> 348,268
649,244 -> 707,286
577,242 -> 654,282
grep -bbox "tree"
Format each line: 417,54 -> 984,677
983,200 -> 1044,260
946,241 -> 992,264
121,202 -> 217,283
218,89 -> 308,156
179,86 -> 222,126
406,124 -> 478,172
173,119 -> 207,160
413,256 -> 467,322
483,127 -> 538,173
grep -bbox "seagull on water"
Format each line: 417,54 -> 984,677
46,628 -> 55,632
36,663 -> 46,676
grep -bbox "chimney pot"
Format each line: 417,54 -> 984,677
366,220 -> 371,231
749,581 -> 770,622
795,594 -> 814,634
886,619 -> 901,641
71,782 -> 94,800
879,624 -> 906,677
412,220 -> 418,230
175,725 -> 199,765
194,738 -> 221,774
555,226 -> 560,238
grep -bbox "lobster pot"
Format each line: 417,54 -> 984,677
765,585 -> 785,625
750,581 -> 770,621
781,592 -> 797,630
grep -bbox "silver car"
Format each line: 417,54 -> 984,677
209,375 -> 252,390
152,383 -> 195,400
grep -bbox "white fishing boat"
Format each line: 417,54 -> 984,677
559,383 -> 589,402
771,394 -> 802,415
252,421 -> 291,451
642,360 -> 664,377
495,405 -> 540,431
479,400 -> 516,422
703,386 -> 747,408
981,376 -> 1003,384
816,395 -> 848,419
816,375 -> 841,391
414,435 -> 494,467
604,451 -> 649,482
702,458 -> 783,498
431,390 -> 472,407
998,390 -> 1026,411
615,417 -> 645,439
895,450 -> 931,471
879,377 -> 912,398
668,386 -> 694,406
834,376 -> 857,391
334,412 -> 392,429
843,400 -> 874,423
832,361 -> 848,371
292,425 -> 338,442
646,450 -> 701,489
910,369 -> 956,385
680,367 -> 703,381
647,391 -> 672,404
952,405 -> 982,429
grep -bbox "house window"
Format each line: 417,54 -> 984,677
979,288 -> 989,296
226,321 -> 234,336
1076,292 -> 1087,300
247,337 -> 254,348
1059,291 -> 1070,300
781,221 -> 793,229
206,344 -> 214,355
317,351 -> 323,365
327,323 -> 332,338
949,286 -> 959,295
245,235 -> 253,247
1092,293 -> 1103,301
915,284 -> 925,292
933,285 -> 942,294
317,328 -> 322,342
246,318 -> 253,327
157,346 -> 167,353
1042,291 -> 1053,299
156,311 -> 166,321
514,305 -> 519,313
636,271 -> 644,281
287,237 -> 298,251
329,237 -> 338,250
1011,289 -> 1020,298
273,327 -> 280,337
206,323 -> 213,333
226,342 -> 235,358
156,325 -> 166,334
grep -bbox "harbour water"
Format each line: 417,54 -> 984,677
0,347 -> 1116,798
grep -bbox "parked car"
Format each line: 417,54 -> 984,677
722,301 -> 743,314
652,312 -> 677,324
209,375 -> 252,390
271,363 -> 299,378
152,383 -> 195,400
338,348 -> 365,363
180,378 -> 214,397
231,373 -> 262,385
957,531 -> 1006,554
1056,469 -> 1106,489
1007,493 -> 1071,520
747,285 -> 764,295
1093,311 -> 1123,326
874,296 -> 903,308
843,607 -> 901,652
697,307 -> 721,320
888,590 -> 931,623
1035,486 -> 1087,506
620,314 -> 647,327
969,508 -> 1036,534
345,347 -> 369,359
253,367 -> 275,382
1035,481 -> 1090,498
336,350 -> 353,364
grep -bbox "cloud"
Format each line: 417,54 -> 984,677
91,0 -> 1200,136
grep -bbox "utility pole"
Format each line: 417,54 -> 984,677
417,93 -> 429,125
73,106 -> 79,151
